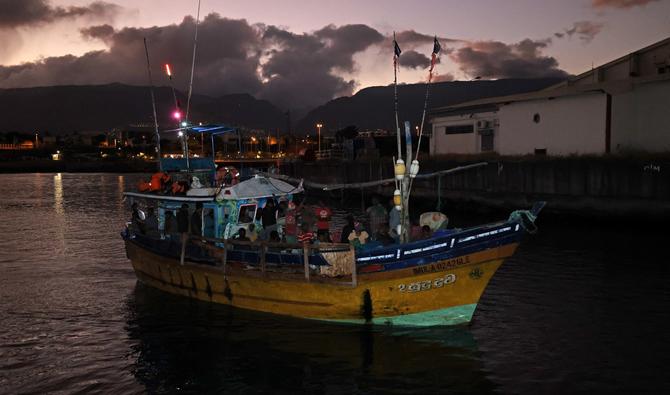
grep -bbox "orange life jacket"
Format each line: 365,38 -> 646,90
150,172 -> 170,192
138,180 -> 151,192
171,181 -> 186,195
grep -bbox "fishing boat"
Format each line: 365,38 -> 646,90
124,25 -> 543,327
122,128 -> 544,327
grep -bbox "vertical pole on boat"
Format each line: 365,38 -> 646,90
408,36 -> 440,197
303,244 -> 310,282
402,121 -> 413,243
260,242 -> 267,276
350,244 -> 357,287
211,134 -> 215,161
180,234 -> 187,265
184,0 -> 201,173
143,38 -> 162,171
393,32 -> 402,160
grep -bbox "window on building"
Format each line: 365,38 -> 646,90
481,134 -> 494,152
445,124 -> 474,134
534,148 -> 547,156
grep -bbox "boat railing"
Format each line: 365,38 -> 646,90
192,236 -> 358,286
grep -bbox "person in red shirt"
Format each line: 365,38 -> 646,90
284,201 -> 298,243
314,200 -> 332,242
297,223 -> 314,244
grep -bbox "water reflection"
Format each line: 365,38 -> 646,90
125,283 -> 494,394
53,172 -> 63,216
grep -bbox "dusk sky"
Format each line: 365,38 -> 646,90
1,0 -> 669,109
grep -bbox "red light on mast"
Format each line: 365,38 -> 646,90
165,64 -> 172,79
172,110 -> 182,119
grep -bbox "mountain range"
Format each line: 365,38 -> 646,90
0,78 -> 562,135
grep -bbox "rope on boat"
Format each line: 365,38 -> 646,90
257,162 -> 487,191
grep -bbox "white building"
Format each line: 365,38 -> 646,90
429,37 -> 670,156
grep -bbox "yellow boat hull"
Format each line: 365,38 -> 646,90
125,240 -> 518,326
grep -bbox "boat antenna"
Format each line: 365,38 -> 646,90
185,0 -> 201,125
143,37 -> 162,171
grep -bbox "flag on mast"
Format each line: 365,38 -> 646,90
393,35 -> 402,69
430,36 -> 441,73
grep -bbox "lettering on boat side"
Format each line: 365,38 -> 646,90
398,274 -> 456,293
457,226 -> 512,243
412,255 -> 470,275
357,253 -> 396,262
403,242 -> 449,256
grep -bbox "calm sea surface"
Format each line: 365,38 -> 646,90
1,173 -> 669,394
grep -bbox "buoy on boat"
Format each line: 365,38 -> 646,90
409,159 -> 420,178
393,189 -> 402,209
394,159 -> 405,180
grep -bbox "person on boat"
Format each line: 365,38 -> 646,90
130,202 -> 143,234
388,203 -> 400,243
177,203 -> 190,245
298,199 -> 316,232
297,223 -> 315,245
215,165 -> 227,186
339,214 -> 355,244
314,200 -> 332,242
150,172 -> 171,193
260,198 -> 278,239
375,223 -> 395,246
248,223 -> 259,242
190,202 -> 203,237
143,207 -> 160,238
269,230 -> 281,243
366,196 -> 388,240
268,230 -> 282,252
284,201 -> 298,244
410,218 -> 422,241
347,221 -> 369,250
171,180 -> 188,195
164,210 -> 178,239
420,225 -> 433,240
235,228 -> 250,241
203,210 -> 215,238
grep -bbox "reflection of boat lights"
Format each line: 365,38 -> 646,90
54,172 -> 63,216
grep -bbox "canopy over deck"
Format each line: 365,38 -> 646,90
217,176 -> 303,200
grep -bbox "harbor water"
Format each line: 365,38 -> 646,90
1,173 -> 669,394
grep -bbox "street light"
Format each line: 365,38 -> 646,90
316,123 -> 323,152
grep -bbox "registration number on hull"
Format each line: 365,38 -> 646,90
398,274 -> 456,293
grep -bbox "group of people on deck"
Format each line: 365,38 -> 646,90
131,202 -> 215,242
131,193 -> 437,251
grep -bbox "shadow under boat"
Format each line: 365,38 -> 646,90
124,282 -> 498,393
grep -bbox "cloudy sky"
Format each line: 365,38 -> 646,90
0,0 -> 668,109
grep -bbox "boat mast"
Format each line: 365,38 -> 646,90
183,0 -> 202,171
143,37 -> 162,171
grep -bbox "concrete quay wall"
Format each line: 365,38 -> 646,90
281,156 -> 670,219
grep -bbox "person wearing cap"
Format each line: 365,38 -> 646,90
314,200 -> 332,242
347,221 -> 369,250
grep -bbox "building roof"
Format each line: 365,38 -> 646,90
430,36 -> 670,118
430,72 -> 670,117
546,36 -> 670,91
